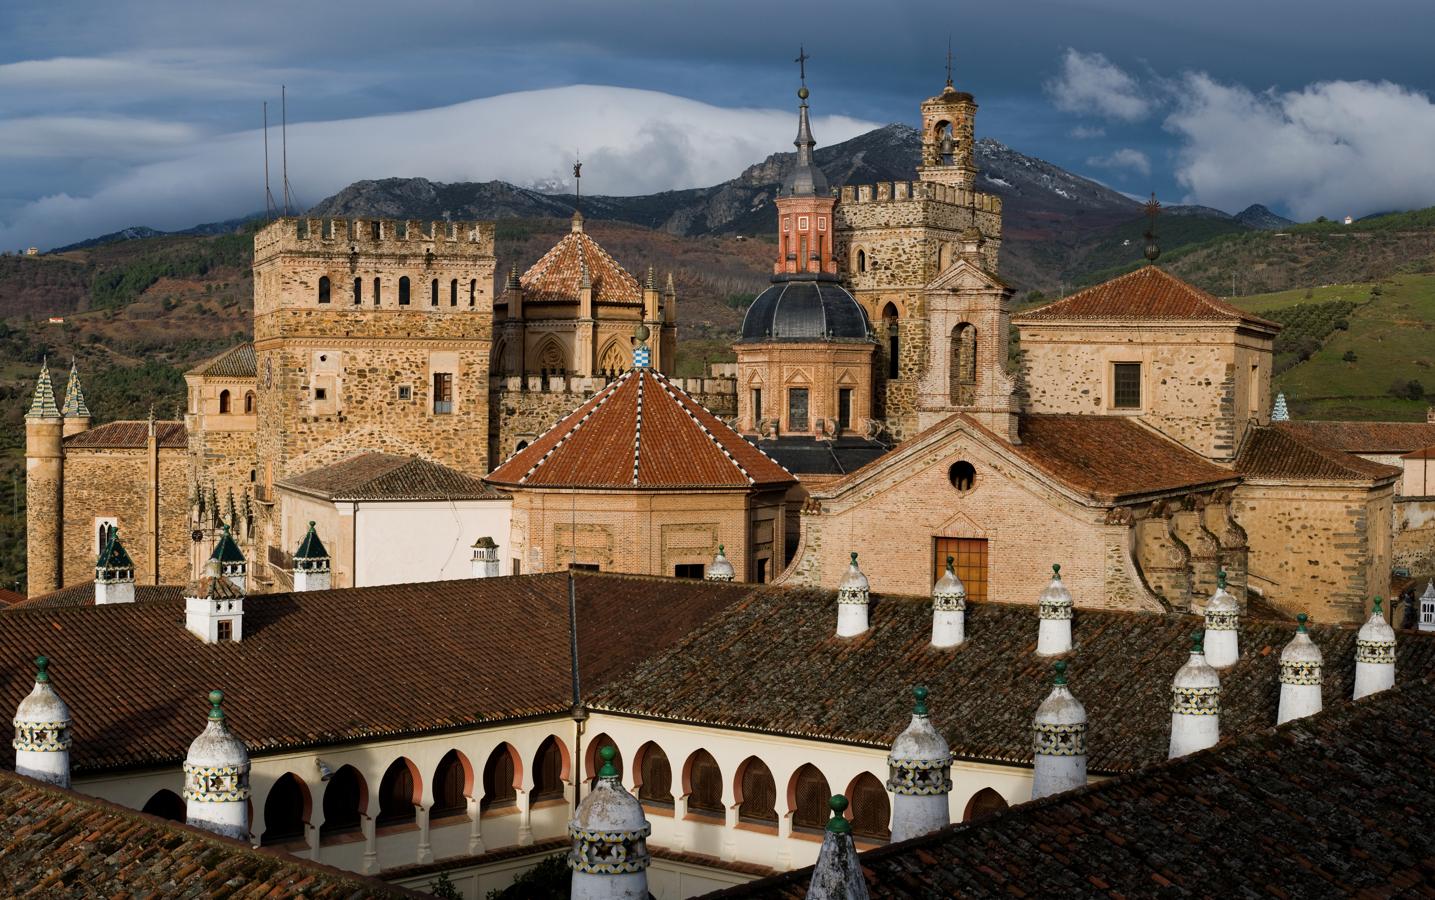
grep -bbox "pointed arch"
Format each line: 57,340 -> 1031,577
432,749 -> 473,820
788,763 -> 830,833
598,339 -> 628,376
964,787 -> 1008,821
634,741 -> 673,807
261,773 -> 311,845
683,749 -> 723,816
845,772 -> 890,841
376,757 -> 421,827
585,733 -> 624,786
735,756 -> 777,825
320,765 -> 366,839
142,788 -> 186,823
531,735 -> 569,801
535,337 -> 566,375
481,743 -> 521,813
950,322 -> 977,404
218,390 -> 231,414
492,339 -> 508,376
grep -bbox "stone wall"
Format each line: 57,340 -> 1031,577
1395,498 -> 1435,574
60,446 -> 189,588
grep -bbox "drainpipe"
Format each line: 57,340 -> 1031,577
569,569 -> 586,814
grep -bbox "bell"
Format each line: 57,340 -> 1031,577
940,135 -> 956,157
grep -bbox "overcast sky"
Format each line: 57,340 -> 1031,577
3,0 -> 1434,249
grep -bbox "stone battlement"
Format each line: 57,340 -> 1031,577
254,216 -> 495,259
491,374 -> 737,397
839,181 -> 1001,215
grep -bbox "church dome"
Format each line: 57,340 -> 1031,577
738,276 -> 871,343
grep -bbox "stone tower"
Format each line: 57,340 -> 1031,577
833,79 -> 1005,441
25,362 -> 64,596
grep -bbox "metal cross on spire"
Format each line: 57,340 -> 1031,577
573,153 -> 582,212
946,35 -> 954,87
796,46 -> 810,86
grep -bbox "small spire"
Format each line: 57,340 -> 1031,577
945,34 -> 954,88
1271,392 -> 1290,421
207,689 -> 226,721
645,265 -> 656,291
27,359 -> 60,419
664,272 -> 675,297
507,267 -> 520,291
61,360 -> 90,418
1142,193 -> 1161,263
824,794 -> 851,835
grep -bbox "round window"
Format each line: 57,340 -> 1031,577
949,461 -> 976,492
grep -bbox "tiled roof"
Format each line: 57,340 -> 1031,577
187,342 -> 257,378
0,589 -> 23,608
10,584 -> 185,610
1013,266 -> 1279,328
25,363 -> 59,418
588,586 -> 1435,774
62,420 -> 187,449
61,362 -> 90,418
501,216 -> 642,305
278,452 -> 508,501
1236,425 -> 1400,483
708,678 -> 1435,899
0,768 -> 414,898
1277,419 -> 1435,454
486,369 -> 796,490
1405,443 -> 1435,460
0,572 -> 747,773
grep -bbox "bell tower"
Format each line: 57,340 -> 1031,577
916,57 -> 978,188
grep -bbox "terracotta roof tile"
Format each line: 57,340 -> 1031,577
1013,266 -> 1279,328
10,584 -> 185,609
501,217 -> 642,306
1236,425 -> 1400,482
62,420 -> 187,448
709,678 -> 1435,899
589,586 -> 1435,775
1277,420 -> 1435,454
486,369 -> 795,490
1405,443 -> 1435,460
187,342 -> 257,378
0,588 -> 23,607
0,572 -> 747,773
277,452 -> 508,501
0,769 -> 414,897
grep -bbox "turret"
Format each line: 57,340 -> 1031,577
805,795 -> 869,900
835,552 -> 870,638
209,524 -> 246,591
25,361 -> 64,597
182,690 -> 251,840
1169,633 -> 1220,759
470,535 -> 500,579
12,656 -> 71,788
1031,661 -> 1087,799
568,745 -> 650,900
1202,569 -> 1240,668
94,526 -> 136,605
1035,565 -> 1073,656
917,77 -> 978,188
886,686 -> 952,842
60,360 -> 91,438
1277,614 -> 1323,724
930,555 -> 966,647
292,521 -> 332,591
705,545 -> 736,582
185,558 -> 244,643
773,61 -> 837,278
1420,582 -> 1435,632
1271,392 -> 1290,422
1354,597 -> 1396,700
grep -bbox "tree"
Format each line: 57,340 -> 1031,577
1342,350 -> 1357,363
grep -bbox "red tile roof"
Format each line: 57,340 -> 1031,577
1013,265 -> 1279,329
11,584 -> 184,609
1277,420 -> 1435,454
62,420 -> 187,449
0,588 -> 23,608
501,215 -> 642,306
278,452 -> 508,501
485,369 -> 795,490
1405,443 -> 1435,460
1236,425 -> 1400,483
187,342 -> 257,379
0,769 -> 414,897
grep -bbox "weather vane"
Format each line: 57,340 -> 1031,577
946,35 -> 953,88
1143,192 -> 1161,263
573,153 -> 582,212
795,46 -> 810,86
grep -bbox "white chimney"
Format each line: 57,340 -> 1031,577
931,555 -> 966,648
1277,614 -> 1323,725
470,536 -> 500,579
292,520 -> 331,592
1036,564 -> 1073,656
1354,597 -> 1396,700
13,655 -> 71,788
1169,633 -> 1221,759
1031,661 -> 1087,799
1202,569 -> 1240,668
93,527 -> 136,605
887,686 -> 952,842
835,552 -> 870,638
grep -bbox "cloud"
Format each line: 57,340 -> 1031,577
1045,49 -> 1152,122
1086,148 -> 1151,177
1069,125 -> 1106,139
1166,75 -> 1435,220
0,85 -> 879,250
0,115 -> 203,159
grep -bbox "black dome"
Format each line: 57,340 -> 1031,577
738,276 -> 871,343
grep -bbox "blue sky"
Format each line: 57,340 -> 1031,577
3,0 -> 1434,248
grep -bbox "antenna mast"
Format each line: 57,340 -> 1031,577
281,85 -> 291,216
262,102 -> 277,220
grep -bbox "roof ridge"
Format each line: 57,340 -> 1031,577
519,370 -> 634,484
631,369 -> 645,484
653,372 -> 754,485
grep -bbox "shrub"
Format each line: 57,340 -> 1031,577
1389,379 -> 1426,401
1342,350 -> 1357,363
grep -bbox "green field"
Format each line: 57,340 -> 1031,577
1235,273 -> 1435,421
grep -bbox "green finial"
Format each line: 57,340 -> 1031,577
1217,569 -> 1227,590
825,794 -> 852,834
33,655 -> 50,684
912,685 -> 929,716
1052,660 -> 1068,685
850,551 -> 859,566
1190,631 -> 1204,654
718,544 -> 725,556
1297,612 -> 1308,633
597,744 -> 619,780
308,520 -> 316,530
207,689 -> 225,721
1052,563 -> 1061,578
1373,597 -> 1383,615
221,524 -> 230,535
945,555 -> 955,573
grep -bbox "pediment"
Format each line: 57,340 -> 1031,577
926,258 -> 1007,293
783,367 -> 813,385
936,509 -> 987,538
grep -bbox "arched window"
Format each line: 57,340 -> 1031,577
515,440 -> 529,452
847,772 -> 890,841
856,249 -> 867,274
883,303 -> 900,380
599,341 -> 627,376
586,734 -> 624,787
261,773 -> 309,845
432,750 -> 471,820
635,742 -> 673,807
736,757 -> 777,825
481,744 -> 519,813
373,276 -> 382,306
320,765 -> 366,839
218,390 -> 231,414
353,277 -> 362,304
243,392 -> 255,414
317,276 -> 331,304
531,736 -> 567,801
450,279 -> 458,307
398,276 -> 411,306
790,764 -> 831,833
964,787 -> 1008,821
469,278 -> 477,306
141,789 -> 185,823
685,750 -> 723,816
376,758 -> 419,827
430,278 -> 439,307
951,323 -> 977,405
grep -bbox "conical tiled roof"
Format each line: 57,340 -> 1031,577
209,526 -> 246,564
27,362 -> 60,419
1013,266 -> 1279,328
486,368 -> 795,490
95,528 -> 134,572
294,521 -> 328,561
61,362 -> 90,418
502,215 -> 642,305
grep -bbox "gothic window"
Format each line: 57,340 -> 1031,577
260,774 -> 308,845
787,387 -> 809,433
481,744 -> 518,812
847,772 -> 890,841
938,242 -> 953,272
531,736 -> 566,801
244,392 -> 255,414
636,742 -> 673,806
883,303 -> 900,380
320,765 -> 365,839
586,735 -> 623,787
317,276 -> 331,304
376,758 -> 418,827
791,764 -> 830,833
538,340 -> 566,375
430,278 -> 439,306
218,390 -> 231,414
685,750 -> 723,816
450,279 -> 458,306
934,537 -> 988,603
1113,362 -> 1142,409
599,341 -> 627,376
142,789 -> 186,823
432,373 -> 453,414
950,323 -> 977,405
964,787 -> 1008,821
469,279 -> 477,306
432,750 -> 470,819
353,277 -> 362,304
373,276 -> 381,306
736,757 -> 777,825
398,276 -> 410,306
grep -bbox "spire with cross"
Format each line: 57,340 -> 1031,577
946,35 -> 954,88
795,45 -> 810,87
